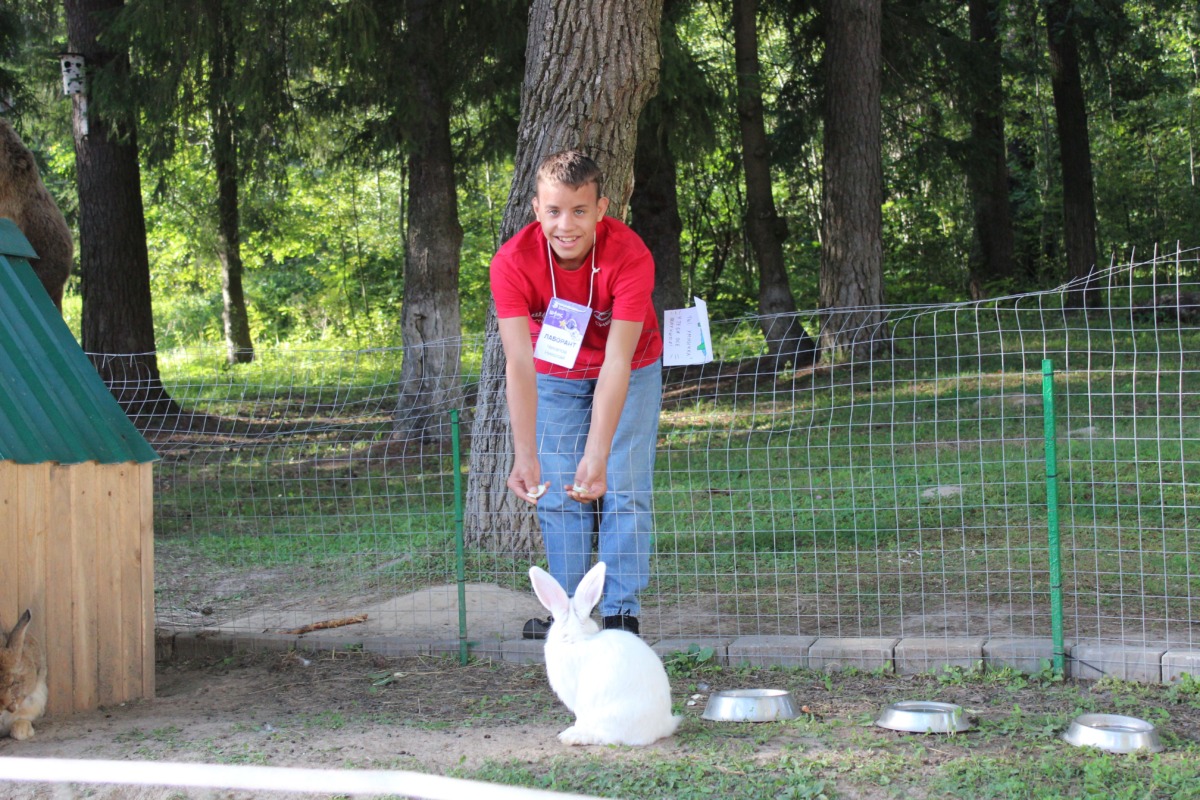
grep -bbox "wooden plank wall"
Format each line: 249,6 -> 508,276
0,462 -> 21,640
0,461 -> 154,716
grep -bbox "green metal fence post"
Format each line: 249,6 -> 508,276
451,409 -> 468,666
1041,360 -> 1066,676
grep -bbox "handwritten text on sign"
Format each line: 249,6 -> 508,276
663,297 -> 713,366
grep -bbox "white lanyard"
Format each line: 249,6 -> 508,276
535,237 -> 600,369
547,238 -> 600,309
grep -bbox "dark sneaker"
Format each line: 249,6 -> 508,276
523,616 -> 553,640
602,614 -> 640,635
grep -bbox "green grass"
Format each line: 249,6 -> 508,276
459,752 -> 834,800
441,662 -> 1200,800
930,752 -> 1200,800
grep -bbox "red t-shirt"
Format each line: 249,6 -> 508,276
490,217 -> 663,379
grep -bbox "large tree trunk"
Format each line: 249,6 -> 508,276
65,0 -> 180,421
1044,0 -> 1100,308
631,107 -> 685,325
392,0 -> 464,444
965,0 -> 1015,300
208,0 -> 254,365
466,0 -> 663,555
818,0 -> 888,362
734,0 -> 817,371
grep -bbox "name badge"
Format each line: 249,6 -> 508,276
534,297 -> 591,368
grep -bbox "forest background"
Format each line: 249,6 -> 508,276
1,0 -> 1195,364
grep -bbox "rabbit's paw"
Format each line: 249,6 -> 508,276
9,720 -> 35,741
557,724 -> 603,746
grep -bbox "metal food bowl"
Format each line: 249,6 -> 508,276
1062,713 -> 1164,753
874,701 -> 972,733
701,689 -> 798,722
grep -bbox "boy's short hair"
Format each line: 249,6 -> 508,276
536,150 -> 605,200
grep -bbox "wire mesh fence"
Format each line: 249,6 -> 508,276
136,247 -> 1200,656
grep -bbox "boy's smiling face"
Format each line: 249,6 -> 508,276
532,178 -> 610,271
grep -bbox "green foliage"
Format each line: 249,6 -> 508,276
664,644 -> 719,677
456,156 -> 512,333
0,6 -> 29,113
4,1 -> 1199,344
1165,671 -> 1200,708
1088,3 -> 1200,253
140,135 -> 407,347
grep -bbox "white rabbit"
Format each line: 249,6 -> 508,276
529,561 -> 682,746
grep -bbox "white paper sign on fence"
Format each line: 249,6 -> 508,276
663,297 -> 713,366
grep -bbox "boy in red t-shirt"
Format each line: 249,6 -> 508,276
491,150 -> 663,638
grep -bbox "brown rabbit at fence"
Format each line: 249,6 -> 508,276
0,609 -> 48,740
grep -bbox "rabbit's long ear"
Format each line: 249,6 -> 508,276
529,566 -> 569,618
6,609 -> 31,653
571,562 -> 606,616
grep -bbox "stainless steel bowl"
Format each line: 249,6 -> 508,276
874,701 -> 972,733
1062,713 -> 1164,753
701,689 -> 798,722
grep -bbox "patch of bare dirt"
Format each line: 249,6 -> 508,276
1,650 -> 570,799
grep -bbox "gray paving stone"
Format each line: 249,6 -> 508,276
984,638 -> 1064,674
426,639 -> 475,659
235,632 -> 308,653
1162,650 -> 1200,683
808,637 -> 898,672
728,635 -> 817,668
154,629 -> 1186,686
471,638 -> 548,665
155,629 -> 177,661
466,640 -> 504,661
172,630 -> 235,660
1070,644 -> 1165,682
894,637 -> 985,675
363,637 -> 440,657
307,637 -> 373,657
498,638 -> 547,665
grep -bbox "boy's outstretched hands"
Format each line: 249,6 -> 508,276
508,454 -> 608,504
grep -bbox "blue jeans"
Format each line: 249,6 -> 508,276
535,360 -> 661,617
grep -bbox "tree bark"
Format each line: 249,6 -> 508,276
965,0 -> 1015,299
466,0 -> 663,555
208,0 -> 254,365
65,0 -> 180,420
392,0 -> 465,444
734,0 -> 817,370
818,0 -> 888,362
1044,0 -> 1100,308
631,109 -> 685,325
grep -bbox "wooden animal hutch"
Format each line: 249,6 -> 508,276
0,218 -> 158,715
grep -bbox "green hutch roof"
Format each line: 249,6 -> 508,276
0,217 -> 158,465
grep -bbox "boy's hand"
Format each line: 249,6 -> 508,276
568,454 -> 608,503
508,456 -> 548,505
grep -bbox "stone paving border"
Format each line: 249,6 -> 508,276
158,628 -> 1200,684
